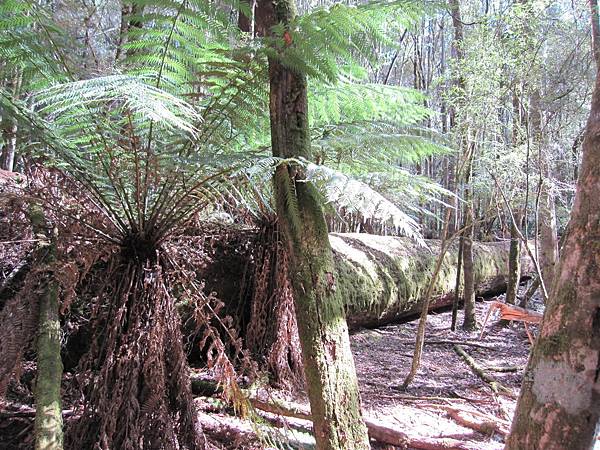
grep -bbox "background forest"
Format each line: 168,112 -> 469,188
0,0 -> 598,449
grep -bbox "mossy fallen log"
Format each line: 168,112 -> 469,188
329,233 -> 533,329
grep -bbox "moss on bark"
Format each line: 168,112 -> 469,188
329,234 -> 528,329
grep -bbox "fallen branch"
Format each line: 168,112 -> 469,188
250,397 -> 482,449
427,405 -> 510,437
0,407 -> 75,419
398,339 -> 496,350
453,345 -> 516,398
483,365 -> 524,373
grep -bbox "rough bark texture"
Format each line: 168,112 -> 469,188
331,233 -> 533,330
505,48 -> 600,450
257,0 -> 370,447
505,219 -> 522,305
461,221 -> 477,330
0,119 -> 17,172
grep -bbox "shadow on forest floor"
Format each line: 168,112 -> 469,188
201,289 -> 543,449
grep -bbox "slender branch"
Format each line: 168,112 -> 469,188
590,0 -> 600,69
488,169 -> 548,302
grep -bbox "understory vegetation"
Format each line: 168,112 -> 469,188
0,0 -> 598,449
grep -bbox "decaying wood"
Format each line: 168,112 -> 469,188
429,405 -> 510,437
250,397 -> 484,450
329,233 -> 534,329
452,345 -> 516,398
479,301 -> 542,344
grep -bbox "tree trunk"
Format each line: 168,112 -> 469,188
35,278 -> 63,450
256,1 -> 370,448
450,235 -> 463,330
0,119 -> 17,172
28,207 -> 63,450
530,88 -> 558,295
461,219 -> 477,330
462,149 -> 477,331
505,23 -> 600,447
505,216 -> 522,305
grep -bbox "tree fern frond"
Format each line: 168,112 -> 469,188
304,163 -> 425,244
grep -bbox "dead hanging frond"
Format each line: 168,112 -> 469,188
0,268 -> 41,397
164,233 -> 256,410
245,219 -> 303,388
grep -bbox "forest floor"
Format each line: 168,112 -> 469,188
202,291 -> 543,450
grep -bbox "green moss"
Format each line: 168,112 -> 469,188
330,234 -> 516,327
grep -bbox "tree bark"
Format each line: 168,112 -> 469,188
530,87 -> 559,295
256,1 -> 370,448
505,35 -> 600,450
462,150 -> 477,331
461,218 -> 477,330
505,216 -> 522,305
0,119 -> 17,172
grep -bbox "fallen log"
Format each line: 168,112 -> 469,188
250,397 -> 484,450
330,233 -> 533,329
190,378 -> 488,450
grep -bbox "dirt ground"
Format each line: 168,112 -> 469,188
350,298 -> 535,450
202,292 -> 541,450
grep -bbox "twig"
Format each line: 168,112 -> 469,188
483,365 -> 524,373
397,339 -> 496,350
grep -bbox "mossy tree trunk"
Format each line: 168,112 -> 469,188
505,216 -> 522,305
29,207 -> 63,450
505,27 -> 600,448
461,218 -> 477,330
256,1 -> 370,448
462,152 -> 477,331
35,276 -> 63,450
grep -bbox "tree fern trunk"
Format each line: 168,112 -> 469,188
257,1 -> 370,448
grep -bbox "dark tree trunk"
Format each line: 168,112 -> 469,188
505,216 -> 522,305
506,18 -> 600,446
256,1 -> 370,448
461,218 -> 477,330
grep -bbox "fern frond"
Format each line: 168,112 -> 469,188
304,163 -> 425,244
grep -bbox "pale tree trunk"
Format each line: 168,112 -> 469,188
29,207 -> 63,450
1,72 -> 20,172
256,1 -> 370,448
505,10 -> 600,445
530,80 -> 558,295
0,119 -> 17,172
